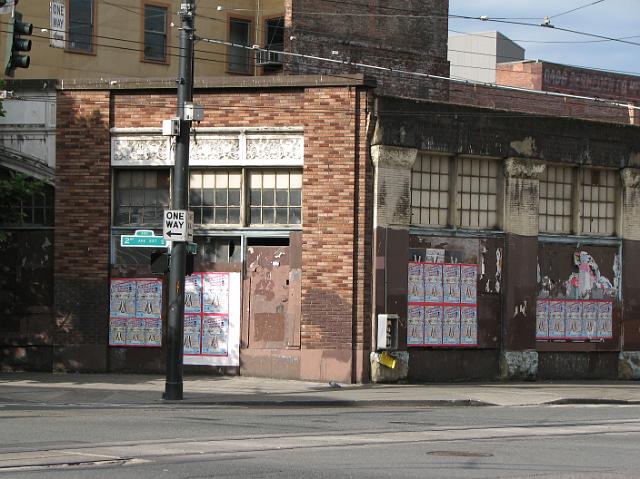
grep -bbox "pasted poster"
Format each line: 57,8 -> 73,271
536,300 -> 549,340
407,305 -> 425,345
185,275 -> 202,314
203,273 -> 229,314
597,301 -> 613,339
442,306 -> 461,345
424,305 -> 443,345
110,279 -> 136,318
202,316 -> 229,355
183,315 -> 201,355
183,272 -> 241,367
407,259 -> 478,347
408,263 -> 425,303
443,265 -> 461,303
460,306 -> 477,345
583,301 -> 599,340
548,301 -> 566,339
424,263 -> 444,303
460,265 -> 477,304
565,301 -> 584,339
109,278 -> 163,347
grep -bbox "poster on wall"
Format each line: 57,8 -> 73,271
442,306 -> 461,344
582,301 -> 599,340
109,278 -> 163,347
565,301 -> 584,339
460,265 -> 477,304
408,263 -> 425,303
185,275 -> 203,314
424,264 -> 444,303
597,301 -> 613,339
536,300 -> 549,340
407,305 -> 425,345
460,306 -> 477,345
183,272 -> 241,367
443,265 -> 461,303
548,300 -> 566,339
424,305 -> 443,345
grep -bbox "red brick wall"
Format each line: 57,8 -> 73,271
54,91 -> 111,350
59,85 -> 372,354
496,62 -> 543,90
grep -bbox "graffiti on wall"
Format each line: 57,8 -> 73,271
537,251 -> 616,342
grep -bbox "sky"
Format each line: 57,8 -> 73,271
448,0 -> 640,75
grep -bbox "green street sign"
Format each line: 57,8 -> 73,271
187,242 -> 197,255
121,230 -> 167,248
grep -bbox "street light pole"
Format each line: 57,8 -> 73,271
164,0 -> 195,401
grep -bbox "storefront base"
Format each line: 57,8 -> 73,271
370,351 -> 409,383
0,345 -> 54,372
408,349 -> 500,382
500,350 -> 538,380
538,352 -> 619,380
618,351 -> 640,380
53,344 -> 108,372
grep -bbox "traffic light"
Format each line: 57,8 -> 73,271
5,10 -> 32,77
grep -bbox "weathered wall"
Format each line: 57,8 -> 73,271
286,0 -> 450,100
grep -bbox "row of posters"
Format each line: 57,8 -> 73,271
408,261 -> 479,347
408,262 -> 477,304
183,273 -> 231,358
109,279 -> 163,347
536,299 -> 613,340
408,305 -> 477,346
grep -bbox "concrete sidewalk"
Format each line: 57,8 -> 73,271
1,373 -> 640,407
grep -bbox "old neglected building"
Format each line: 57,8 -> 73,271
2,0 -> 640,382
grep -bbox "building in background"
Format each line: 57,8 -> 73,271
448,31 -> 525,83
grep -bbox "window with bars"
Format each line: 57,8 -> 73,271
457,158 -> 499,229
539,165 -> 573,234
189,171 -> 242,225
410,154 -> 500,230
581,168 -> 617,235
114,170 -> 169,226
143,4 -> 168,63
411,154 -> 449,227
249,171 -> 302,225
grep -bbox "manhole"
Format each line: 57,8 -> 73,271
427,451 -> 493,458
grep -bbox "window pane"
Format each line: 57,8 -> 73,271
114,170 -> 169,226
69,0 -> 93,51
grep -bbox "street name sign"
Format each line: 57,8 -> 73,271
163,209 -> 194,242
121,230 -> 167,248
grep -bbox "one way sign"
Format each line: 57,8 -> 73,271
163,209 -> 194,242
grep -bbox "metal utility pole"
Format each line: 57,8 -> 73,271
164,0 -> 195,401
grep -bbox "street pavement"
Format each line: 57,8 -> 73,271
1,372 -> 640,407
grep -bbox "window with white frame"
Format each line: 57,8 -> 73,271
249,170 -> 302,225
410,153 -> 500,230
539,164 -> 573,234
189,170 -> 242,225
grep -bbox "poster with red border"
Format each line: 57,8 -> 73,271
460,265 -> 477,304
408,262 -> 425,303
460,306 -> 477,345
424,305 -> 443,345
201,316 -> 229,356
597,301 -> 613,339
565,301 -> 584,339
185,275 -> 202,314
442,306 -> 461,344
109,278 -> 163,347
582,301 -> 599,340
443,265 -> 461,303
548,301 -> 566,339
536,300 -> 550,339
407,305 -> 425,345
424,263 -> 444,303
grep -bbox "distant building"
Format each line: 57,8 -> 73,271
448,31 -> 525,83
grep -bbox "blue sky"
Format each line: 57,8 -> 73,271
449,0 -> 640,75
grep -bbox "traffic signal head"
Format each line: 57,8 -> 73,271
5,11 -> 32,77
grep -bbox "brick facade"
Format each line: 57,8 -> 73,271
54,79 -> 373,381
286,0 -> 450,101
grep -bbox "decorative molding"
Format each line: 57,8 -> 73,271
191,137 -> 240,164
111,136 -> 170,166
504,157 -> 546,179
371,145 -> 418,170
621,168 -> 640,188
246,136 -> 304,164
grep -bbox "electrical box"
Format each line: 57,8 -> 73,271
377,314 -> 399,351
183,102 -> 204,121
162,118 -> 180,136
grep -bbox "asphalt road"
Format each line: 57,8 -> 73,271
2,402 -> 640,478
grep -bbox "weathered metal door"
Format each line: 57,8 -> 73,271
243,246 -> 301,349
